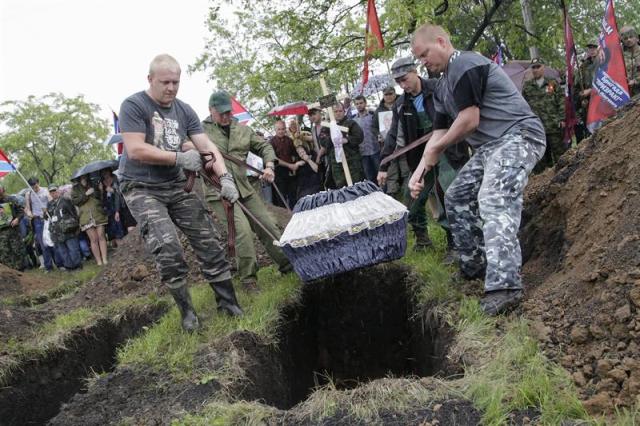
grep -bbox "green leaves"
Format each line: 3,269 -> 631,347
0,93 -> 112,192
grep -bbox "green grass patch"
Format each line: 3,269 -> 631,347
2,263 -> 102,306
116,266 -> 301,380
173,400 -> 280,426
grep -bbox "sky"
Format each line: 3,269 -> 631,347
1,0 -> 219,128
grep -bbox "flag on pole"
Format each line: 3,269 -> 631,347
112,110 -> 123,155
0,149 -> 14,178
586,0 -> 630,133
361,0 -> 384,90
231,97 -> 254,125
561,0 -> 579,144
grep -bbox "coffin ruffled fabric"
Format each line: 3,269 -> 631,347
278,182 -> 408,282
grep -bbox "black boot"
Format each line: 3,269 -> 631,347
169,286 -> 200,332
209,279 -> 244,317
480,289 -> 523,316
413,227 -> 433,252
443,229 -> 457,265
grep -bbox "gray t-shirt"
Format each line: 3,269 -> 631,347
433,51 -> 544,148
118,91 -> 204,183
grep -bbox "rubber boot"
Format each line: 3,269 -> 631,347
413,227 -> 433,252
209,279 -> 244,317
169,286 -> 200,332
443,229 -> 457,266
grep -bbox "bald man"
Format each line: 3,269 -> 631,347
408,24 -> 546,315
119,54 -> 243,332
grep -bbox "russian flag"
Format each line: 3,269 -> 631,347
231,97 -> 254,125
0,149 -> 14,179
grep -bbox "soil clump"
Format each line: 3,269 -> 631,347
521,102 -> 640,412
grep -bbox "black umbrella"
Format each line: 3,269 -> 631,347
71,159 -> 119,179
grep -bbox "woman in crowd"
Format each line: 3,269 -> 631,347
71,174 -> 109,265
288,119 -> 322,198
101,169 -> 127,246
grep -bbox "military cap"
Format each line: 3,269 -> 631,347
620,27 -> 637,38
530,57 -> 545,67
48,184 -> 58,191
391,57 -> 417,79
209,90 -> 232,113
585,40 -> 598,48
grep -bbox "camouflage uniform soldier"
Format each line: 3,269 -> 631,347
319,103 -> 364,188
574,41 -> 599,142
0,185 -> 27,270
410,24 -> 545,315
119,54 -> 243,332
522,58 -> 565,171
620,26 -> 640,98
202,90 -> 292,292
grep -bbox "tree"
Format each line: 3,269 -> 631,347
193,0 -> 639,124
0,93 -> 112,193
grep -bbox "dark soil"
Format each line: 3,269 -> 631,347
521,102 -> 640,413
0,264 -> 58,298
0,302 -> 169,426
49,264 -> 462,425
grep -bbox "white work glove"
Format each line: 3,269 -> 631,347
175,150 -> 203,172
329,122 -> 344,162
220,174 -> 239,203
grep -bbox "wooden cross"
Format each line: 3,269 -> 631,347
317,77 -> 353,186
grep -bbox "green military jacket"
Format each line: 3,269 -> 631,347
0,202 -> 12,229
522,77 -> 564,135
574,58 -> 597,117
320,116 -> 364,188
623,44 -> 640,97
202,117 -> 277,200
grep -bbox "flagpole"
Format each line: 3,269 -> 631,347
2,151 -> 47,213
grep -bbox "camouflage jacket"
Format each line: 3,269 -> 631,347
0,194 -> 21,229
47,197 -> 79,244
623,44 -> 640,96
574,58 -> 597,117
522,77 -> 564,135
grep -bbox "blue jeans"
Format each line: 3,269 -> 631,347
32,217 -> 53,270
361,152 -> 381,183
78,233 -> 91,258
55,237 -> 82,269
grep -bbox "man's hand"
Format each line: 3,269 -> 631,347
176,150 -> 203,172
10,217 -> 19,227
377,171 -> 388,187
85,188 -> 95,196
220,174 -> 240,203
114,211 -> 120,222
261,167 -> 275,183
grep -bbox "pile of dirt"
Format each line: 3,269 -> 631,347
0,264 -> 58,298
521,102 -> 640,413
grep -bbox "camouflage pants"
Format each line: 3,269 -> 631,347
445,132 -> 545,292
123,181 -> 231,289
0,226 -> 26,270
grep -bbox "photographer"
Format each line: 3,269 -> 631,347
71,174 -> 108,265
47,185 -> 82,270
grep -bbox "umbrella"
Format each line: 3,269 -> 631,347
502,60 -> 561,92
106,134 -> 123,145
71,159 -> 119,179
350,74 -> 394,98
267,101 -> 310,117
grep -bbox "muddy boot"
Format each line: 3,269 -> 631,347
443,229 -> 457,265
169,286 -> 200,332
210,279 -> 244,317
480,289 -> 523,316
413,227 -> 433,252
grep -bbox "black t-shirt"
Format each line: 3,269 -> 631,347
118,91 -> 204,183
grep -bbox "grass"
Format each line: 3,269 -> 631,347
116,266 -> 301,381
173,400 -> 280,426
1,263 -> 102,306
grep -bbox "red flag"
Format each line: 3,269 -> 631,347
586,0 -> 630,133
361,0 -> 384,89
561,1 -> 578,144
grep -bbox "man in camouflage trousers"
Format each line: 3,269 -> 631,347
621,26 -> 640,98
0,185 -> 27,270
522,58 -> 565,171
410,24 -> 545,316
119,54 -> 243,332
202,90 -> 291,292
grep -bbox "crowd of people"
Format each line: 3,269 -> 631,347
1,22 -> 638,330
0,170 -> 135,273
